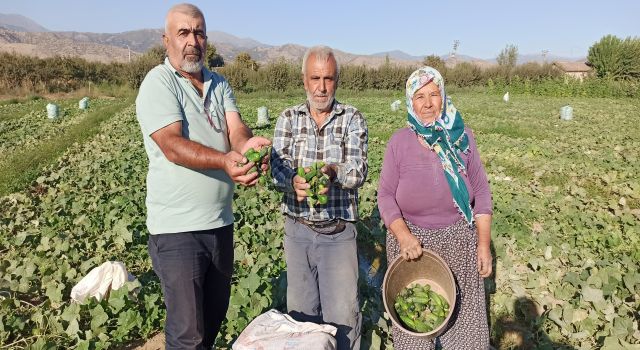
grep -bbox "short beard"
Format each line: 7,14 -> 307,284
181,59 -> 203,73
307,91 -> 335,112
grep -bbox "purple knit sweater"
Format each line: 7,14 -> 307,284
377,127 -> 493,230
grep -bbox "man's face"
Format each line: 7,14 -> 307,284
163,12 -> 207,74
303,54 -> 338,112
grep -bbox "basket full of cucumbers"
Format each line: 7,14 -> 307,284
382,249 -> 457,338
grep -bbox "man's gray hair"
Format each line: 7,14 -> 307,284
164,3 -> 206,34
302,45 -> 340,78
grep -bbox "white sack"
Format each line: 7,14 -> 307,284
70,261 -> 134,303
233,309 -> 337,350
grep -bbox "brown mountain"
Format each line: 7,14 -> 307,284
0,29 -> 138,63
0,13 -> 48,32
0,13 -> 499,68
0,27 -> 423,67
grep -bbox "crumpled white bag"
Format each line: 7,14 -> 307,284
233,309 -> 337,350
70,261 -> 135,303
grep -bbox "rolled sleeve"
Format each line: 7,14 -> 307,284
271,112 -> 296,192
335,111 -> 368,189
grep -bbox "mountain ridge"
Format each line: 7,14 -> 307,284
0,13 -> 585,67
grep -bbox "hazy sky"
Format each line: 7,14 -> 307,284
1,0 -> 638,59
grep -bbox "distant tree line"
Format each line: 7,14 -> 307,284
1,36 -> 638,97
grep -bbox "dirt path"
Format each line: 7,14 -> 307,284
137,333 -> 165,350
119,332 -> 164,350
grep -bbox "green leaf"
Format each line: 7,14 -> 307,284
45,282 -> 63,304
108,294 -> 126,314
548,307 -> 565,328
612,316 -> 633,338
241,273 -> 262,294
60,303 -> 80,322
117,309 -> 142,332
581,285 -> 604,303
369,330 -> 381,350
571,308 -> 588,324
65,319 -> 80,337
76,340 -> 90,350
602,336 -> 624,350
622,272 -> 639,293
89,305 -> 108,332
563,271 -> 582,287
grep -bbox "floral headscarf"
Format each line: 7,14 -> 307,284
406,66 -> 473,224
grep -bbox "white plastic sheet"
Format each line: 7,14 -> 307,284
70,261 -> 134,303
233,309 -> 337,350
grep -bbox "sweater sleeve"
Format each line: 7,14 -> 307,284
465,128 -> 493,215
377,136 -> 403,228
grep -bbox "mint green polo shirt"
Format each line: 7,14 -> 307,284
135,58 -> 238,234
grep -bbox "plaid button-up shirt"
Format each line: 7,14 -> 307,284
271,100 -> 368,221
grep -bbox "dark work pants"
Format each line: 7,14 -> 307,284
148,225 -> 234,350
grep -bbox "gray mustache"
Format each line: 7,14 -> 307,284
184,48 -> 201,56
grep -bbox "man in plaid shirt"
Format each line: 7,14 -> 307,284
270,46 -> 368,350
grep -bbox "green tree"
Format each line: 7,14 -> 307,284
497,44 -> 518,69
206,43 -> 224,69
422,54 -> 446,72
126,45 -> 166,88
588,35 -> 640,79
235,52 -> 259,71
259,58 -> 294,91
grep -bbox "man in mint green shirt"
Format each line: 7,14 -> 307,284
135,4 -> 270,349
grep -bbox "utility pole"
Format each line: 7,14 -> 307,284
542,49 -> 549,63
451,40 -> 460,59
126,45 -> 131,62
449,40 -> 460,67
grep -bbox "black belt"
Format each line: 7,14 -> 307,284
287,215 -> 347,235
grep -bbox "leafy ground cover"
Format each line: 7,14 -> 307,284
0,97 -> 132,196
0,91 -> 638,349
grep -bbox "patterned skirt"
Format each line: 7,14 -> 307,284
386,219 -> 489,350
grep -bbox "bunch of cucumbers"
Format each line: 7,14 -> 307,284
297,161 -> 330,207
240,147 -> 271,184
394,283 -> 450,333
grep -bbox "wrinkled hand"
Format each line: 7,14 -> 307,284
477,245 -> 492,278
317,164 -> 337,195
241,136 -> 271,154
241,136 -> 271,174
397,232 -> 422,261
292,169 -> 310,202
223,151 -> 259,186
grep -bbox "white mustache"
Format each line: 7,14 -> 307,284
184,48 -> 201,56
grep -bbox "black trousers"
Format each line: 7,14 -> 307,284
148,225 -> 234,350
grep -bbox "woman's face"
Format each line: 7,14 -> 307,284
411,81 -> 442,124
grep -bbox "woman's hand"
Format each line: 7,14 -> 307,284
477,245 -> 492,278
397,232 -> 422,261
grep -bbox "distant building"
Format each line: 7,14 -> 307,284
552,61 -> 593,81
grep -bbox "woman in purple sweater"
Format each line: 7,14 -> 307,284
378,66 -> 493,349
